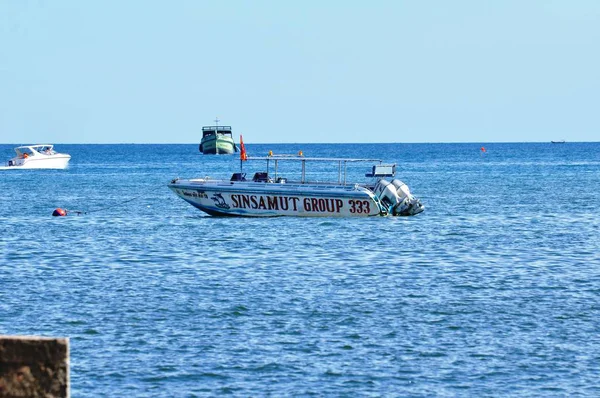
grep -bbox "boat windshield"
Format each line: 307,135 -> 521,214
202,126 -> 233,138
36,145 -> 54,154
15,147 -> 35,156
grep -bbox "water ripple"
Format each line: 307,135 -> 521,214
1,143 -> 600,396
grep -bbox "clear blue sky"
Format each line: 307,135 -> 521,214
1,1 -> 599,143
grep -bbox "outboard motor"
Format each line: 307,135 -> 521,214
374,178 -> 425,216
373,179 -> 400,213
392,179 -> 412,200
391,179 -> 424,216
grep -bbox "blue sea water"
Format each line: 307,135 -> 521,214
1,142 -> 600,397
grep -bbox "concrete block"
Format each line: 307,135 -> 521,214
0,336 -> 69,398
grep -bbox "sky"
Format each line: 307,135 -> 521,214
1,0 -> 599,144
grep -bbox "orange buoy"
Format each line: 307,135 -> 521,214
52,208 -> 67,217
480,147 -> 486,152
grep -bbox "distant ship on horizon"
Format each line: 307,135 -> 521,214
199,118 -> 239,155
551,140 -> 566,144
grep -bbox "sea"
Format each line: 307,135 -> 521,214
1,142 -> 599,397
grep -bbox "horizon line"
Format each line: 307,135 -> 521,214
0,141 -> 593,145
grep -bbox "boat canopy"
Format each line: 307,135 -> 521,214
244,154 -> 395,185
247,154 -> 384,162
15,145 -> 54,155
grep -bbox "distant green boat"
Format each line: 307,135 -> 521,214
199,122 -> 238,154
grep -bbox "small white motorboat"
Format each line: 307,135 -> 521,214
168,151 -> 424,217
1,144 -> 71,170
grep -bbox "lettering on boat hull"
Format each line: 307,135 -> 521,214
172,188 -> 380,217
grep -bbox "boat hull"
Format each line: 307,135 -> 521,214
168,180 -> 383,217
1,155 -> 70,170
199,135 -> 237,154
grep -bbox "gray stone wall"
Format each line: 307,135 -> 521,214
0,336 -> 69,398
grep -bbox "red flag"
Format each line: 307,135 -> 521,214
240,135 -> 248,161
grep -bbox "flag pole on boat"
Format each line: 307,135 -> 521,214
239,134 -> 247,171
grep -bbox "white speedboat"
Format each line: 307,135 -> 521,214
168,152 -> 424,217
1,145 -> 71,170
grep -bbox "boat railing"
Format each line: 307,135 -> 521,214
184,179 -> 362,192
244,155 -> 389,185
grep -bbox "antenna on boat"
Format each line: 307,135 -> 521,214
214,117 -> 220,127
